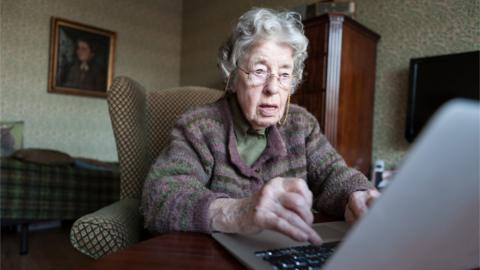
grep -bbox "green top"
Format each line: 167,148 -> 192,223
227,94 -> 267,167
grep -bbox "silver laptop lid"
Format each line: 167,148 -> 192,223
324,99 -> 480,270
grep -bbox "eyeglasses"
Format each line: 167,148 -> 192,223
238,67 -> 294,89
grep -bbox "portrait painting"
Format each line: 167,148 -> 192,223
48,17 -> 116,98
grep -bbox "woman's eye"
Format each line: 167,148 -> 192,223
254,69 -> 267,75
280,73 -> 291,78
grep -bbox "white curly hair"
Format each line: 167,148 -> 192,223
218,8 -> 309,93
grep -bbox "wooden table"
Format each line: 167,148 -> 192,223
79,232 -> 244,270
80,215 -> 338,270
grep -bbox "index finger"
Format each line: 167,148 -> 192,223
366,189 -> 380,207
348,192 -> 368,217
279,192 -> 314,225
283,178 -> 313,207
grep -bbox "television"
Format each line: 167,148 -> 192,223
405,50 -> 479,142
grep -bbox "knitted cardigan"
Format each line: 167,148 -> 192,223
141,97 -> 373,233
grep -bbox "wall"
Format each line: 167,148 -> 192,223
180,0 -> 479,168
356,0 -> 479,167
0,0 -> 182,161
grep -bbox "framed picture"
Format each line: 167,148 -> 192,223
48,17 -> 116,98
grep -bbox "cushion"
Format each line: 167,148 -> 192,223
12,148 -> 74,166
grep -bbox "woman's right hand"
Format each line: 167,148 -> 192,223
209,177 -> 322,244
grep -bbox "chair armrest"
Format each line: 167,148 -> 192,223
70,198 -> 142,259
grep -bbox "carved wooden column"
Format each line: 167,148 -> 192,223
324,15 -> 343,146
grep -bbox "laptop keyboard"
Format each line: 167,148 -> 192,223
254,242 -> 339,270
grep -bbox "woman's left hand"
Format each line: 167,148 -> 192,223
344,189 -> 381,225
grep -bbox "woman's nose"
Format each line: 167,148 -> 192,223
263,75 -> 280,95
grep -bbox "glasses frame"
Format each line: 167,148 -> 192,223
237,66 -> 295,90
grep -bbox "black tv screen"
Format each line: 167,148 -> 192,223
405,50 -> 479,142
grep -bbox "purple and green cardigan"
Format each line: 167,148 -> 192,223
141,97 -> 373,233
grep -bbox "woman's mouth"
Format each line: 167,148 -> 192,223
258,104 -> 278,117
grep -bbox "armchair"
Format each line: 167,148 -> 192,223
70,76 -> 223,258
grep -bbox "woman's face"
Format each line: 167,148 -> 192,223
232,40 -> 294,129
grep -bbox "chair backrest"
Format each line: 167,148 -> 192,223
107,76 -> 223,199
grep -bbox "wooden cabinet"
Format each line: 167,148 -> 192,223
292,14 -> 380,175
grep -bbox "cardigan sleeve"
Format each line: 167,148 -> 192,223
140,117 -> 229,234
305,116 -> 374,218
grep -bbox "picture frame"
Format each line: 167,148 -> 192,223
48,17 -> 116,98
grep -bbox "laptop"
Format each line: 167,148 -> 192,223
212,99 -> 480,270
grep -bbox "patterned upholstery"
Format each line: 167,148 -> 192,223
1,157 -> 120,220
70,198 -> 141,259
107,77 -> 149,199
70,76 -> 223,258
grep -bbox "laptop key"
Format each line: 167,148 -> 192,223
255,243 -> 339,270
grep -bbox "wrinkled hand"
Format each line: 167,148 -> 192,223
209,177 -> 322,244
344,189 -> 381,225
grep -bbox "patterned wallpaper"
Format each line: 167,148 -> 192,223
181,0 -> 479,168
0,0 -> 182,161
355,0 -> 479,168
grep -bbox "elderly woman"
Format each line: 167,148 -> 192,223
141,8 -> 379,244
